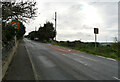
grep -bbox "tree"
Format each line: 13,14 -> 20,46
2,1 -> 37,23
27,22 -> 56,42
2,20 -> 26,43
2,1 -> 37,44
28,31 -> 36,40
3,23 -> 15,42
16,21 -> 26,39
37,22 -> 56,41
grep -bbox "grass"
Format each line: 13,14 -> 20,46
47,42 -> 120,61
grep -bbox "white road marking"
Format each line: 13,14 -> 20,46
97,56 -> 106,59
113,76 -> 120,80
55,47 -> 71,52
73,53 -> 97,61
68,50 -> 71,51
74,59 -> 88,66
38,56 -> 56,68
25,45 -> 39,80
57,48 -> 67,52
106,58 -> 116,61
98,56 -> 117,62
62,54 -> 88,66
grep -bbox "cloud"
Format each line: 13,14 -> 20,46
25,1 -> 118,42
57,32 -> 92,41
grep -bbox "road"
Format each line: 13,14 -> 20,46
24,39 -> 119,80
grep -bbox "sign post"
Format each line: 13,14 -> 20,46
95,34 -> 97,48
14,31 -> 16,46
94,28 -> 99,48
11,21 -> 20,46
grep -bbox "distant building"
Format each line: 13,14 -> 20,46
99,42 -> 114,46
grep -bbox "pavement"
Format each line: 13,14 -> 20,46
3,40 -> 35,80
2,39 -> 119,80
24,39 -> 119,80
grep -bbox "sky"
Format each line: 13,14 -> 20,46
24,0 -> 119,42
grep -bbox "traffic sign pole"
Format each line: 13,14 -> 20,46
11,21 -> 20,47
95,34 -> 97,48
94,28 -> 99,48
15,31 -> 16,47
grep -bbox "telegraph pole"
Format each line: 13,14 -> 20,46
35,27 -> 36,31
35,27 -> 37,40
55,12 -> 57,41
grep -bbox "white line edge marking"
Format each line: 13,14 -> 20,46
113,76 -> 120,80
97,56 -> 116,62
97,56 -> 106,59
62,54 -> 88,66
106,58 -> 116,61
25,45 -> 39,80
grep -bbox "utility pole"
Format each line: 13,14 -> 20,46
35,27 -> 37,40
35,27 -> 36,31
55,12 -> 57,41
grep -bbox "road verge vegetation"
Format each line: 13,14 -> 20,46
46,41 -> 120,61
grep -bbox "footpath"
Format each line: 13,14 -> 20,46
2,40 -> 35,80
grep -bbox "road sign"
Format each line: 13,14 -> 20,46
11,22 -> 20,29
94,28 -> 99,48
94,28 -> 99,34
11,21 -> 20,47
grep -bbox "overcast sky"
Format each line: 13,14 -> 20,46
24,0 -> 119,42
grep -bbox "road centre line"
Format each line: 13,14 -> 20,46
74,59 -> 88,66
73,53 -> 97,61
62,54 -> 88,66
38,56 -> 56,68
113,76 -> 120,80
27,40 -> 117,62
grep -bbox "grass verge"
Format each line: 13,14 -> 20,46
47,42 -> 120,61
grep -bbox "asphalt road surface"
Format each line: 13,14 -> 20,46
24,39 -> 119,80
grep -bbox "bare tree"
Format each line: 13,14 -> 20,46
2,1 -> 37,23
